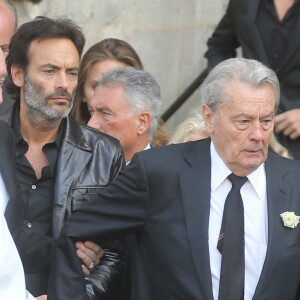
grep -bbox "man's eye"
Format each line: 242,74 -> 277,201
262,120 -> 271,125
68,71 -> 78,77
239,120 -> 249,124
262,120 -> 272,128
0,45 -> 9,53
44,69 -> 54,74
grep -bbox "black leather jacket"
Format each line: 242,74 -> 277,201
54,117 -> 125,299
8,106 -> 125,298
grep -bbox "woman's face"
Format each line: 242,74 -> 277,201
83,59 -> 127,102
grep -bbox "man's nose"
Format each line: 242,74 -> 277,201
249,122 -> 264,141
87,114 -> 102,131
56,72 -> 69,90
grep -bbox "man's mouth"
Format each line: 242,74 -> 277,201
245,149 -> 262,154
51,97 -> 70,104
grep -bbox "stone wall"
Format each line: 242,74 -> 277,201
12,0 -> 228,133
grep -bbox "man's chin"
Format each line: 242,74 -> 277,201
42,108 -> 70,120
47,104 -> 72,118
243,157 -> 266,170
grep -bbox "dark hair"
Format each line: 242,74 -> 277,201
71,38 -> 143,123
6,16 -> 85,100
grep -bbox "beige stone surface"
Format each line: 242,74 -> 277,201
12,0 -> 228,133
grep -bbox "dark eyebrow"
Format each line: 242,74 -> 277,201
67,67 -> 79,72
0,43 -> 9,49
40,63 -> 60,69
40,63 -> 79,72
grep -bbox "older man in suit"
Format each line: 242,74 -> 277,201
48,58 -> 300,300
205,0 -> 300,160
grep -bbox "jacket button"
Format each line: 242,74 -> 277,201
32,185 -> 37,190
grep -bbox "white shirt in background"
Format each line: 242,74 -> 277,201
0,172 -> 36,300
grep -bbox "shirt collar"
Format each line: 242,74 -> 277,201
126,143 -> 151,165
246,163 -> 266,201
144,143 -> 151,150
211,141 -> 266,199
211,142 -> 232,192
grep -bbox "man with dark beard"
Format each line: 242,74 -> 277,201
5,16 -> 125,298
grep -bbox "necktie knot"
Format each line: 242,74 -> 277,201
228,173 -> 247,189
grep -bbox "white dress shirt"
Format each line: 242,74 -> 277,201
0,172 -> 35,300
209,142 -> 268,300
126,143 -> 151,165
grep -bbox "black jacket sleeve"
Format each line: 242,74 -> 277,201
204,0 -> 240,69
84,148 -> 126,299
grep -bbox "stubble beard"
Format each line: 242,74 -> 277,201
23,72 -> 75,128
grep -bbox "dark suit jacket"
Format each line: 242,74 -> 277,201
205,0 -> 300,159
1,120 -> 24,239
48,138 -> 300,300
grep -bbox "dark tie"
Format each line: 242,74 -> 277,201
218,173 -> 248,300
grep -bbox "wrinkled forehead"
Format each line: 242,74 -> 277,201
27,38 -> 80,67
222,80 -> 276,107
209,82 -> 276,121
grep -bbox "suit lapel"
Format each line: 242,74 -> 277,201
1,156 -> 17,222
0,128 -> 16,200
180,139 -> 214,300
247,0 -> 270,64
253,153 -> 289,299
0,156 -> 14,200
0,125 -> 24,236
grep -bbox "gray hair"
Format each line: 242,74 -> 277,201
200,58 -> 280,112
98,66 -> 162,140
2,0 -> 18,30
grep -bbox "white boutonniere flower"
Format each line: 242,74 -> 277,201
280,212 -> 300,228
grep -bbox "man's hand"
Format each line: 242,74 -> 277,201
76,241 -> 104,276
274,109 -> 300,139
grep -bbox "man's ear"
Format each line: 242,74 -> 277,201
11,65 -> 25,88
137,111 -> 151,136
202,105 -> 214,135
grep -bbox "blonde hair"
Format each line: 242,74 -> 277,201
169,108 -> 208,144
270,134 -> 291,159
